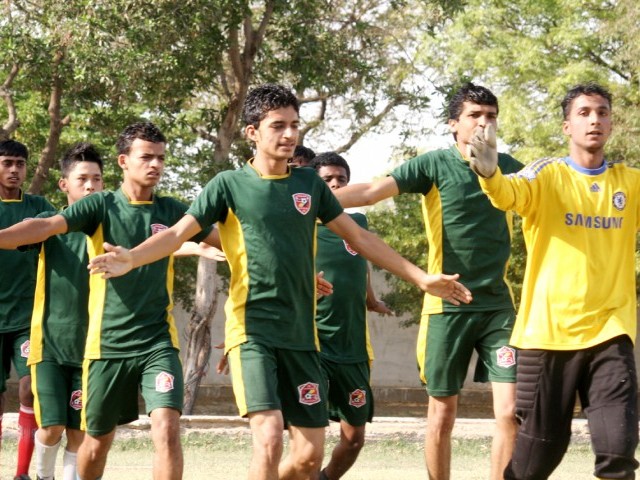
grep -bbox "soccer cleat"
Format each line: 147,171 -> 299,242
14,475 -> 32,480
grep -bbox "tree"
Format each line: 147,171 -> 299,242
1,0 -> 466,412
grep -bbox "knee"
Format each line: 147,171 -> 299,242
152,419 -> 181,451
342,429 -> 366,454
428,404 -> 457,434
18,377 -> 33,405
293,444 -> 324,474
38,425 -> 65,445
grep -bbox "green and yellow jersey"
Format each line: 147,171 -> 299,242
391,145 -> 523,314
315,212 -> 373,364
479,157 -> 640,350
61,188 -> 209,359
187,161 -> 343,353
28,210 -> 89,367
0,191 -> 55,333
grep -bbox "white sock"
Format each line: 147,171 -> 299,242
63,449 -> 78,480
35,434 -> 61,480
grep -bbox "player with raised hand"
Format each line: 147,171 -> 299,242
88,83 -> 471,480
471,82 -> 640,479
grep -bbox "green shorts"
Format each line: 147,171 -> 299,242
32,360 -> 82,429
321,357 -> 373,427
228,341 -> 328,428
81,347 -> 183,436
417,309 -> 516,397
0,328 -> 31,392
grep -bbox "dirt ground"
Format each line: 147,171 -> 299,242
0,413 -> 593,443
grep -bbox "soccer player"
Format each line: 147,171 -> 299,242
0,139 -> 55,480
0,122 -> 219,480
87,83 -> 472,480
310,152 -> 392,480
468,82 -> 640,479
333,83 -> 523,480
28,142 -> 104,480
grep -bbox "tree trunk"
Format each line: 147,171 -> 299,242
182,256 -> 219,414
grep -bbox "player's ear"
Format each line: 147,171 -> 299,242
448,118 -> 458,135
58,178 -> 68,193
245,124 -> 258,142
117,154 -> 128,170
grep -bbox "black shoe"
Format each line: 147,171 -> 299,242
14,475 -> 32,480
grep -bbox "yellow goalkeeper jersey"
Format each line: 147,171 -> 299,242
480,157 -> 640,350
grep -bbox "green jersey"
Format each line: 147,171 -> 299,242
0,191 -> 55,333
315,212 -> 372,364
187,161 -> 343,353
29,210 -> 89,367
391,145 -> 523,314
61,188 -> 209,359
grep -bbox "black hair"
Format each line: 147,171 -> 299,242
115,122 -> 166,155
448,82 -> 499,121
60,142 -> 104,178
243,84 -> 299,127
309,152 -> 351,182
0,139 -> 28,160
291,145 -> 316,166
561,82 -> 612,119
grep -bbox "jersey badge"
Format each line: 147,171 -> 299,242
590,183 -> 601,193
496,346 -> 516,368
348,389 -> 367,408
343,240 -> 358,256
20,340 -> 30,358
297,382 -> 321,405
155,371 -> 175,393
612,192 -> 626,211
69,390 -> 83,411
151,223 -> 169,235
292,193 -> 312,215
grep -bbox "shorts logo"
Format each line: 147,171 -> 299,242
69,390 -> 83,411
155,371 -> 175,393
343,240 -> 358,256
496,346 -> 516,368
20,340 -> 30,358
348,389 -> 367,408
297,382 -> 321,406
151,223 -> 169,235
292,193 -> 312,215
612,192 -> 626,211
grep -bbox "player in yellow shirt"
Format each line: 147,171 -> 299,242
469,82 -> 640,479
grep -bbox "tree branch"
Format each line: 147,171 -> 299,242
335,98 -> 402,153
299,98 -> 327,143
586,50 -> 630,82
0,63 -> 21,139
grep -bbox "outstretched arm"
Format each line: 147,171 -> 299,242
0,215 -> 68,249
89,214 -> 203,278
325,213 -> 472,305
333,176 -> 400,208
173,242 -> 226,261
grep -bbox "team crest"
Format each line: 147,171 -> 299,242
343,240 -> 358,256
297,382 -> 321,405
151,223 -> 169,235
348,389 -> 367,408
69,390 -> 83,411
496,346 -> 516,368
20,340 -> 30,358
155,371 -> 175,393
612,192 -> 626,211
292,193 -> 312,215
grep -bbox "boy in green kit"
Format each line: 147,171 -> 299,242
87,84 -> 472,480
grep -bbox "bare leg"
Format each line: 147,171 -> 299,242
279,424 -> 325,480
248,410 -> 285,480
425,395 -> 457,480
321,421 -> 365,479
490,382 -> 517,480
76,430 -> 116,480
150,407 -> 183,480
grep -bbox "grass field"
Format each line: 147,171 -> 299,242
0,431 -> 598,479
